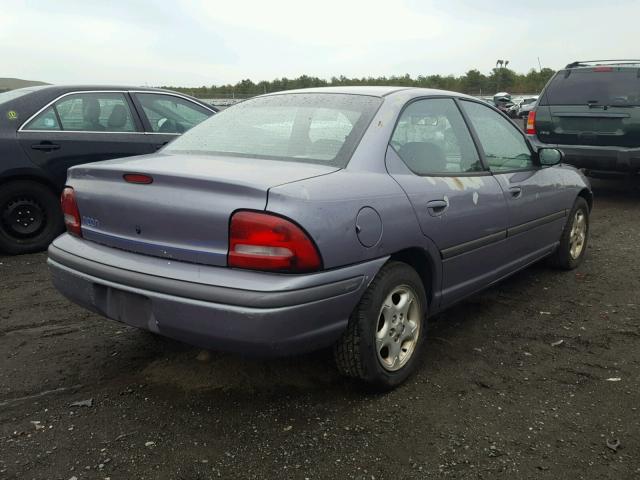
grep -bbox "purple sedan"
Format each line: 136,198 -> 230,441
48,87 -> 591,389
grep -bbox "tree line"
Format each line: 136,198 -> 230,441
162,67 -> 556,98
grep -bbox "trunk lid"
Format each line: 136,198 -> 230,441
68,152 -> 338,266
536,67 -> 640,148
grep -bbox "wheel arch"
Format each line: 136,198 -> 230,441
388,246 -> 438,308
0,170 -> 60,194
577,188 -> 593,211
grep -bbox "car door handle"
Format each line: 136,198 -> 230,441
427,199 -> 449,217
31,142 -> 60,152
508,186 -> 523,198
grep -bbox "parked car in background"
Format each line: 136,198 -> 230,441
517,96 -> 538,118
527,60 -> 640,175
493,91 -> 515,116
48,87 -> 592,389
0,86 -> 217,254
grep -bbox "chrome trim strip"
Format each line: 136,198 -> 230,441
18,89 -> 215,133
19,90 -> 130,132
19,130 -> 179,136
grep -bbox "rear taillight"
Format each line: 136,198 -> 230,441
228,211 -> 321,273
526,111 -> 536,135
60,187 -> 82,237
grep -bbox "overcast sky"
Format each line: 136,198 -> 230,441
2,0 -> 638,86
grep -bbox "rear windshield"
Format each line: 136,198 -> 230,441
542,68 -> 640,106
164,93 -> 382,167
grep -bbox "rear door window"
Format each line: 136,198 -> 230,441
24,92 -> 137,132
542,69 -> 640,106
390,98 -> 482,175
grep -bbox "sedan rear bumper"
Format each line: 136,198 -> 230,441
48,235 -> 387,356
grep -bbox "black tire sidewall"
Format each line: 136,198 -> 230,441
560,197 -> 590,269
357,262 -> 428,389
0,180 -> 63,254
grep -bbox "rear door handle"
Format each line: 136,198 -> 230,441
508,186 -> 522,198
31,142 -> 60,152
427,199 -> 449,217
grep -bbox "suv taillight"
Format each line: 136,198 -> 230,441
526,111 -> 536,135
228,211 -> 321,273
60,187 -> 82,237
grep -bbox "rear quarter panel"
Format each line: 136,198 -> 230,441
0,114 -> 51,186
0,89 -> 66,187
266,169 -> 442,301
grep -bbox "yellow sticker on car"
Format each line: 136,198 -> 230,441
6,110 -> 18,120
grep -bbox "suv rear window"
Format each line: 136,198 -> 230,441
541,68 -> 640,106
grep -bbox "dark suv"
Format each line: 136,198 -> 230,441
527,60 -> 640,175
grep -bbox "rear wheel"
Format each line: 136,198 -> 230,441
334,261 -> 427,390
0,180 -> 64,254
547,197 -> 590,270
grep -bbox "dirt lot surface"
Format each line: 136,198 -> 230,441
1,179 -> 639,480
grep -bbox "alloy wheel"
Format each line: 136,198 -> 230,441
375,285 -> 422,371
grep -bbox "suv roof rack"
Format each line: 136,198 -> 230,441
566,59 -> 640,69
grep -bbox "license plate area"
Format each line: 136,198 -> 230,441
92,284 -> 152,329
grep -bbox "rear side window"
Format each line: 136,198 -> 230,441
24,92 -> 137,132
390,98 -> 482,175
24,106 -> 60,130
542,69 -> 640,106
165,93 -> 382,168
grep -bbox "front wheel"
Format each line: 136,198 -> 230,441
0,180 -> 64,255
547,197 -> 590,270
334,261 -> 427,390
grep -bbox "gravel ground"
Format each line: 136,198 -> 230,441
1,178 -> 639,480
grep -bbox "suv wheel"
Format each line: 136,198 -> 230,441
334,261 -> 427,390
0,180 -> 64,254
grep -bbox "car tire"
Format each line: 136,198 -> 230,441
547,197 -> 590,270
0,180 -> 64,255
334,261 -> 427,390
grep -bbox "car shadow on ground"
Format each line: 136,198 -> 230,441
83,176 -> 638,399
102,265 -> 545,400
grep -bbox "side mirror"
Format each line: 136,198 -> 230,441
538,148 -> 563,166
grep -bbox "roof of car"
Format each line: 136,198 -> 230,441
264,86 -> 472,98
565,60 -> 640,69
28,85 -> 182,94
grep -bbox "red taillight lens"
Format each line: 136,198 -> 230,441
60,187 -> 82,237
593,66 -> 613,72
228,211 -> 321,273
526,110 -> 536,135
